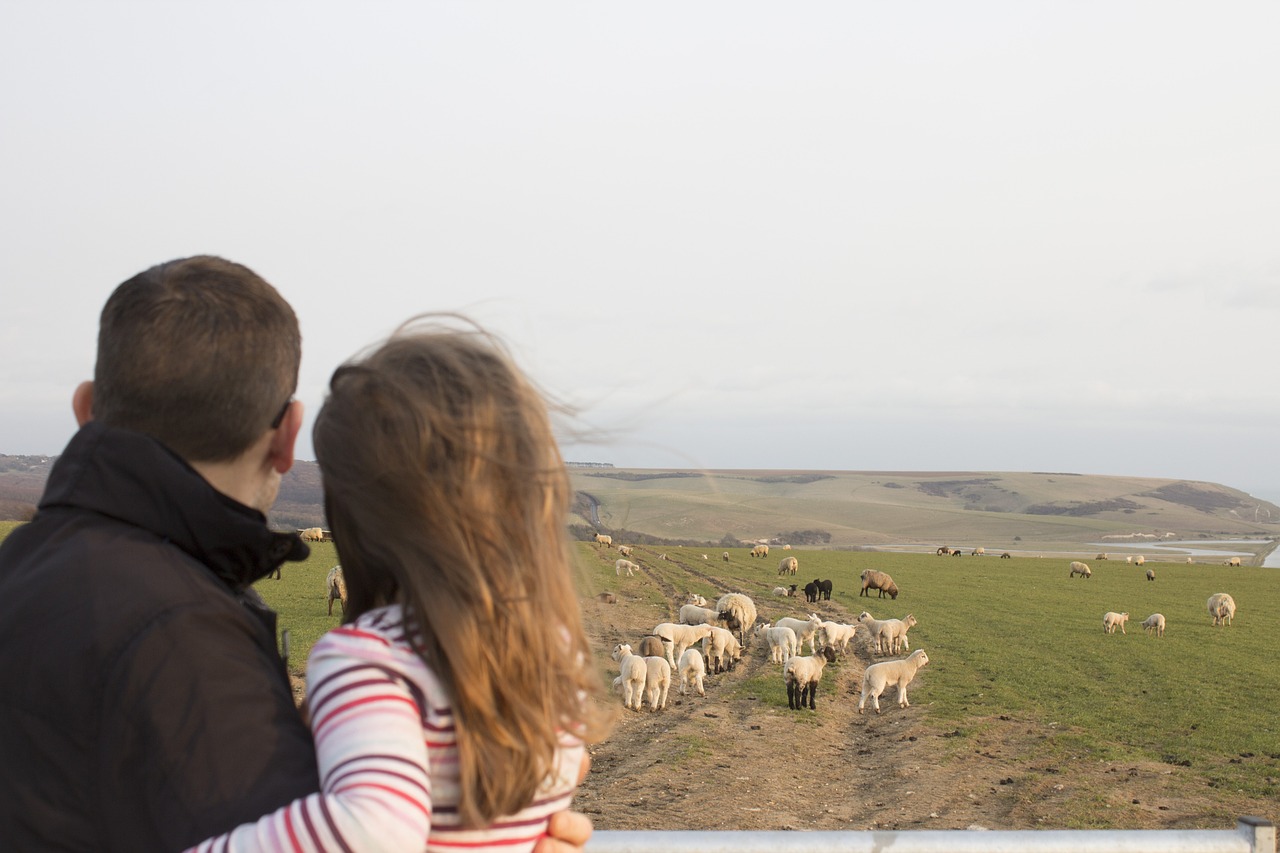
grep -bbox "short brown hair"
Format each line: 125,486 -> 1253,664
314,316 -> 611,827
93,256 -> 301,461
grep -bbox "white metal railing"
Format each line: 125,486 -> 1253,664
586,816 -> 1275,853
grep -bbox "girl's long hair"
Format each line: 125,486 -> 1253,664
313,316 -> 612,827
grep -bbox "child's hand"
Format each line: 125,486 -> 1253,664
536,811 -> 593,853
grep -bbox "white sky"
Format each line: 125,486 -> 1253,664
3,3 -> 1279,498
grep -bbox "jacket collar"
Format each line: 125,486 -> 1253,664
39,421 -> 310,590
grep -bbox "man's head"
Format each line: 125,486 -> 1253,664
88,255 -> 301,463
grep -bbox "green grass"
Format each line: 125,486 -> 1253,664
251,540 -> 345,670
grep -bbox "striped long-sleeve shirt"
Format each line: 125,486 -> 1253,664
188,605 -> 585,853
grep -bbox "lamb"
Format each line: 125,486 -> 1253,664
1000,552 -> 1012,559
652,622 -> 716,668
856,610 -> 894,655
803,581 -> 819,603
858,649 -> 929,714
1069,561 -> 1092,579
774,613 -> 824,655
686,593 -> 708,607
617,545 -> 633,557
614,558 -> 638,577
1145,569 -> 1155,581
636,635 -> 665,658
1207,593 -> 1236,626
876,614 -> 918,655
817,620 -> 858,654
859,569 -> 899,599
326,565 -> 347,616
1096,553 -> 1109,561
715,592 -> 759,645
971,547 -> 985,556
722,551 -> 731,562
772,586 -> 790,597
610,643 -> 647,710
754,623 -> 799,663
642,655 -> 672,711
1102,611 -> 1130,634
677,647 -> 706,697
784,646 -> 839,710
1225,557 -> 1242,567
815,578 -> 833,600
778,556 -> 798,576
594,533 -> 613,548
1141,613 -> 1166,637
750,544 -> 769,558
702,625 -> 743,673
678,603 -> 723,626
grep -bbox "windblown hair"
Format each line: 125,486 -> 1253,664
313,316 -> 612,828
93,255 -> 300,461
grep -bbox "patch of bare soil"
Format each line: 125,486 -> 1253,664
574,560 -> 1270,832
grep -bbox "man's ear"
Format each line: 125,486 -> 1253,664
73,381 -> 94,426
268,400 -> 303,474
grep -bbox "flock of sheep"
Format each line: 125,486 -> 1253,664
1065,559 -> 1239,638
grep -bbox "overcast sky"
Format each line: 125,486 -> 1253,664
3,3 -> 1279,498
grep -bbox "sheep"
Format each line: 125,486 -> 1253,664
856,610 -> 892,655
1069,561 -> 1092,579
859,569 -> 899,599
722,551 -> 731,562
936,546 -> 951,556
677,647 -> 706,697
784,646 -> 839,710
702,625 -> 742,673
1145,568 -> 1155,581
1134,555 -> 1146,566
652,622 -> 716,668
1096,553 -> 1109,561
774,613 -> 823,656
876,614 -> 918,655
1125,556 -> 1132,564
594,533 -> 613,548
817,620 -> 858,654
614,558 -> 638,577
754,622 -> 799,663
686,593 -> 708,607
1225,556 -> 1242,567
750,544 -> 769,558
803,581 -> 819,603
1102,611 -> 1130,634
783,544 -> 791,549
595,592 -> 617,604
772,586 -> 790,597
617,545 -> 633,557
714,592 -> 758,646
1000,552 -> 1012,559
678,604 -> 723,627
1207,593 -> 1236,626
299,526 -> 325,542
777,556 -> 798,576
636,635 -> 665,658
610,643 -> 647,711
642,655 -> 672,711
326,565 -> 347,616
815,578 -> 833,600
1141,613 -> 1166,637
858,649 -> 929,714
971,547 -> 985,556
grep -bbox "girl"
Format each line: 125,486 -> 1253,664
191,317 -> 612,852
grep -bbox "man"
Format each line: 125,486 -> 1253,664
0,256 -> 591,851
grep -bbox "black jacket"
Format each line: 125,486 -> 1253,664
0,422 -> 319,851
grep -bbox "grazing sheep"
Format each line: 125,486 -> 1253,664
1125,556 -> 1132,564
326,565 -> 347,616
595,592 -> 617,604
1134,555 -> 1146,566
952,549 -> 963,557
678,604 -> 723,627
1225,557 -> 1242,567
785,646 -> 839,710
1096,553 -> 1109,561
614,558 -> 638,577
858,649 -> 929,714
936,546 -> 951,556
702,625 -> 743,674
686,593 -> 708,607
299,527 -> 325,542
653,622 -> 716,668
617,545 -> 632,557
1145,569 -> 1155,581
1142,613 -> 1166,637
859,569 -> 899,599
715,593 -> 759,646
722,551 -> 731,562
775,613 -> 824,656
1000,552 -> 1012,559
783,544 -> 791,550
778,556 -> 798,576
594,533 -> 613,548
636,635 -> 665,658
677,647 -> 706,697
611,644 -> 647,711
1102,611 -> 1130,634
754,623 -> 799,663
642,656 -> 672,711
750,544 -> 769,558
803,581 -> 819,603
817,620 -> 858,654
1207,593 -> 1236,626
971,547 -> 985,556
1186,557 -> 1194,564
1069,561 -> 1092,579
815,578 -> 833,600
876,614 -> 918,655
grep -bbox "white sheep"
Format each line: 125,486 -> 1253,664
326,565 -> 347,616
858,649 -> 929,714
677,647 -> 706,697
652,622 -> 716,668
617,545 -> 633,557
754,622 -> 799,663
1134,555 -> 1146,566
784,646 -> 839,710
1069,561 -> 1092,578
777,556 -> 798,576
685,593 -> 708,607
614,558 -> 638,577
678,603 -> 723,627
774,613 -> 823,656
642,655 -> 672,711
1207,593 -> 1236,626
817,620 -> 859,654
722,551 -> 730,562
610,643 -> 647,711
1102,611 -> 1130,634
714,593 -> 758,645
1225,556 -> 1242,567
299,526 -> 325,542
702,625 -> 743,673
856,610 -> 892,655
594,533 -> 613,548
772,586 -> 790,597
750,544 -> 769,558
876,614 -> 918,655
1141,613 -> 1166,637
